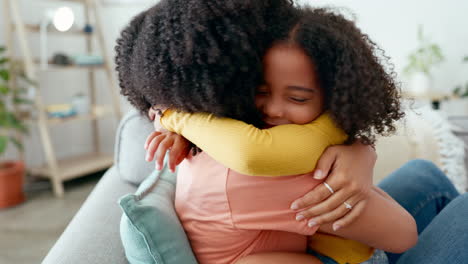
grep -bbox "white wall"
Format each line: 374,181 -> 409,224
1,0 -> 467,166
298,0 -> 468,94
0,0 -> 156,166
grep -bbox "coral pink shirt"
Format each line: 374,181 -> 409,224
175,152 -> 322,264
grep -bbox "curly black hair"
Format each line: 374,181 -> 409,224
116,0 -> 295,127
268,6 -> 404,144
116,1 -> 403,144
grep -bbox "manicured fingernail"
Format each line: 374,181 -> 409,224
296,214 -> 305,221
290,202 -> 299,210
308,220 -> 317,227
313,170 -> 324,179
156,164 -> 161,170
146,153 -> 150,162
333,224 -> 341,231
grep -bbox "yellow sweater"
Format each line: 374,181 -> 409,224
161,110 -> 374,264
161,110 -> 347,176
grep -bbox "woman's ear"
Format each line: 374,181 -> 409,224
148,107 -> 156,121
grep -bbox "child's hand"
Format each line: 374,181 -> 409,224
144,131 -> 191,172
290,141 -> 375,231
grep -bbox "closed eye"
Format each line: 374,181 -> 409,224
290,97 -> 309,103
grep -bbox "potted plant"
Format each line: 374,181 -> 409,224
443,55 -> 468,115
0,45 -> 34,209
452,56 -> 468,97
403,25 -> 445,97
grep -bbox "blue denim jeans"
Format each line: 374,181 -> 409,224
311,159 -> 468,264
378,159 -> 467,264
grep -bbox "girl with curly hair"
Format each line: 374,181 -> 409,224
117,1 -> 421,263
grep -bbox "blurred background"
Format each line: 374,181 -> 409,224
0,0 -> 467,263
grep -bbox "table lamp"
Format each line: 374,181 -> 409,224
40,7 -> 75,70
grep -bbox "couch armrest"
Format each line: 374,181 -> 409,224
42,167 -> 136,264
115,109 -> 155,185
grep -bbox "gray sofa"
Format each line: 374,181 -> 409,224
41,107 -> 468,264
42,109 -> 156,264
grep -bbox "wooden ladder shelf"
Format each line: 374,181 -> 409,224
3,0 -> 122,197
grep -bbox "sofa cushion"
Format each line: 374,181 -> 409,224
42,167 -> 135,264
374,106 -> 467,192
119,160 -> 198,264
115,109 -> 155,185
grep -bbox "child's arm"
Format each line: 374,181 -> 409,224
160,110 -> 347,176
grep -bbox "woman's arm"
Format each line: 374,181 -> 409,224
315,185 -> 418,253
160,110 -> 347,176
235,252 -> 322,264
290,142 -> 375,228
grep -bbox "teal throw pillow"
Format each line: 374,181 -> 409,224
119,161 -> 198,264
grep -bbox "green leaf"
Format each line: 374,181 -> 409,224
9,114 -> 28,133
0,46 -> 5,53
0,113 -> 28,133
0,69 -> 9,81
9,136 -> 23,151
13,97 -> 33,105
0,85 -> 9,95
454,86 -> 462,96
461,88 -> 468,98
15,87 -> 28,93
0,136 -> 7,154
0,112 -> 11,127
0,58 -> 8,64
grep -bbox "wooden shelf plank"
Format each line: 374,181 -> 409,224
39,63 -> 105,71
49,0 -> 86,3
14,59 -> 105,71
402,91 -> 452,101
30,152 -> 113,181
46,105 -> 114,125
19,24 -> 90,36
22,105 -> 114,124
51,0 -> 153,6
33,59 -> 105,71
42,64 -> 105,71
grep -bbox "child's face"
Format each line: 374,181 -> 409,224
256,43 -> 324,127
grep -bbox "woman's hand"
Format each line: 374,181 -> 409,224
291,141 -> 376,231
144,131 -> 191,172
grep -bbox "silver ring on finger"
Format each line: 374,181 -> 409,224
323,182 -> 335,194
344,202 -> 353,210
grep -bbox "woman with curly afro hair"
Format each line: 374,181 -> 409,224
119,1 -> 468,263
116,0 -> 402,145
118,1 -> 420,264
116,0 -> 296,126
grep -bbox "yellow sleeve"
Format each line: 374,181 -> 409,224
161,110 -> 347,176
